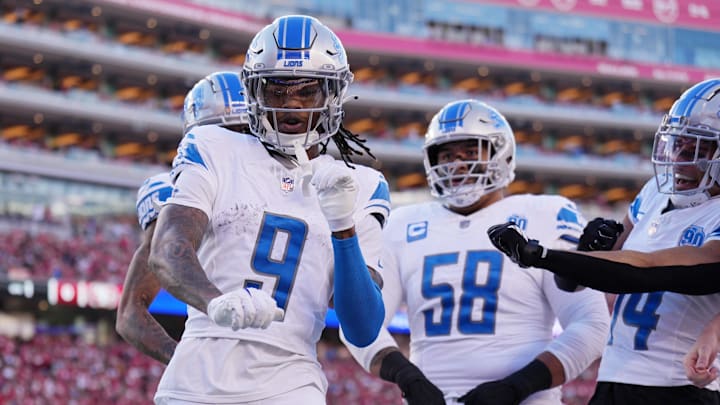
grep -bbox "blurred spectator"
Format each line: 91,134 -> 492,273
0,218 -> 137,283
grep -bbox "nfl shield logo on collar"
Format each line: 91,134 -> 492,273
281,176 -> 295,193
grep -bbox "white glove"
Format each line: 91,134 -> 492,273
207,288 -> 284,330
311,159 -> 358,232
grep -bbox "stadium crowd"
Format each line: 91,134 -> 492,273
0,333 -> 598,404
0,218 -> 137,283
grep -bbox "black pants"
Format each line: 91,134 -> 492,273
589,382 -> 720,405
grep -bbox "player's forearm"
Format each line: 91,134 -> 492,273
332,234 -> 385,347
581,244 -> 716,267
369,346 -> 400,377
117,252 -> 177,363
536,351 -> 566,387
117,306 -> 177,364
149,244 -> 221,313
149,205 -> 221,313
331,226 -> 355,239
538,250 -> 720,295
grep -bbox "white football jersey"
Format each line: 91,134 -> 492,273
158,125 -> 390,401
369,195 -> 610,404
598,178 -> 720,390
136,172 -> 173,230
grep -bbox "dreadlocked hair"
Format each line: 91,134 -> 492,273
319,124 -> 376,168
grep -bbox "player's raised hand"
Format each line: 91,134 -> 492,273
578,217 -> 625,252
207,288 -> 284,330
311,159 -> 357,232
487,222 -> 546,268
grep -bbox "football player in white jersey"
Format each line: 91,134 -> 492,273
148,16 -> 389,404
116,71 -> 250,364
342,99 -> 610,405
489,78 -> 720,404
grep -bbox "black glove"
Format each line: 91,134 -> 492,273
379,351 -> 446,405
578,217 -> 625,252
487,222 -> 546,268
458,359 -> 552,405
554,218 -> 624,292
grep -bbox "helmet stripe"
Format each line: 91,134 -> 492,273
439,101 -> 468,133
676,79 -> 719,117
216,73 -> 231,110
218,72 -> 243,110
277,16 -> 314,60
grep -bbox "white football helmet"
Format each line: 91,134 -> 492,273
242,15 -> 353,155
652,78 -> 720,208
424,99 -> 516,208
182,71 -> 248,132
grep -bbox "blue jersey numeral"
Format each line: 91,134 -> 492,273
608,292 -> 664,350
422,250 -> 503,336
249,213 -> 308,311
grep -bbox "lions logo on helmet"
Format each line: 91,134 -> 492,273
241,15 -> 353,155
182,71 -> 248,132
424,99 -> 516,208
652,78 -> 720,208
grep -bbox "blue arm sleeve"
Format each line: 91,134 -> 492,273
332,234 -> 385,347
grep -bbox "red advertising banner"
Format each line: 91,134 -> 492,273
47,278 -> 122,310
473,0 -> 720,32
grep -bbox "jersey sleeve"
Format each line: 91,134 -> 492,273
136,172 -> 173,230
340,224 -> 405,372
355,214 -> 384,273
352,167 -> 391,228
708,225 -> 720,242
166,130 -> 218,219
627,178 -> 656,226
546,197 -> 587,251
542,274 -> 611,381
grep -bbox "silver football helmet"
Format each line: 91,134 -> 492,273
424,99 -> 516,208
242,15 -> 353,155
182,71 -> 248,132
652,78 -> 720,208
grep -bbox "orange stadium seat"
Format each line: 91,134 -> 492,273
452,77 -> 493,93
508,179 -> 545,195
557,86 -> 592,103
346,118 -> 377,134
396,172 -> 426,189
653,96 -> 675,112
504,81 -> 526,96
603,187 -> 636,204
49,132 -> 83,148
167,94 -> 186,110
353,66 -> 386,83
2,125 -> 43,141
558,183 -> 595,200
